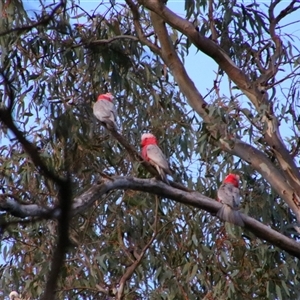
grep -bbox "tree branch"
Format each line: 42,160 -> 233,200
0,116 -> 73,299
0,1 -> 64,37
208,0 -> 218,42
0,70 -> 15,112
149,11 -> 211,123
230,140 -> 300,222
42,177 -> 72,300
116,196 -> 159,299
0,194 -> 56,218
89,35 -> 139,45
2,176 -> 300,258
73,176 -> 300,259
139,0 -> 264,106
125,0 -> 161,54
0,109 -> 64,184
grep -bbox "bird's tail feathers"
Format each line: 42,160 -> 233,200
104,119 -> 118,131
157,167 -> 170,185
217,205 -> 244,226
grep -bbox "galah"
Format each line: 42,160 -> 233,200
141,133 -> 172,184
217,173 -> 244,226
93,93 -> 118,130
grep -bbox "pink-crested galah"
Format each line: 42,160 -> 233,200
217,173 -> 244,226
141,133 -> 172,184
93,93 -> 118,130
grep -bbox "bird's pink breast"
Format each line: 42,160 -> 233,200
141,146 -> 149,160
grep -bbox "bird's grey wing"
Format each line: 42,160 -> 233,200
217,183 -> 240,209
146,144 -> 171,174
110,104 -> 119,125
93,100 -> 112,119
93,100 -> 118,129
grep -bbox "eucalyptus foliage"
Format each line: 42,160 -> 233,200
0,0 -> 300,299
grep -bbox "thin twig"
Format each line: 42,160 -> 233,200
0,71 -> 15,112
208,0 -> 218,42
116,194 -> 159,299
0,1 -> 64,37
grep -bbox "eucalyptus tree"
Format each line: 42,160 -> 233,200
1,0 -> 300,299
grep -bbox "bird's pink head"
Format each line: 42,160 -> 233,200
141,133 -> 158,147
97,93 -> 114,102
223,173 -> 240,188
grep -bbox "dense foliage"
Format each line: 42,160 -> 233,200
0,0 -> 300,299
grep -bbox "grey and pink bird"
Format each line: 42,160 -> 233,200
141,133 -> 172,184
217,173 -> 244,226
93,93 -> 118,130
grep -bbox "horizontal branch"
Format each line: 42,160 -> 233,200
89,35 -> 139,45
0,195 -> 56,218
1,176 -> 300,258
72,177 -> 300,259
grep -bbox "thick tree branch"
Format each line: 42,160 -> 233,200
0,194 -> 56,218
2,176 -> 300,258
139,0 -> 263,107
150,11 -> 210,123
73,177 -> 300,259
261,1 -> 300,198
42,177 -> 72,300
